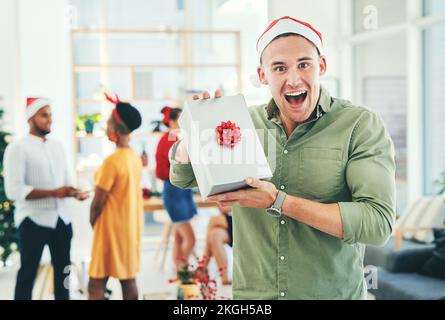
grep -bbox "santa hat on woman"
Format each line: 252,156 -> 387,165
26,97 -> 51,120
251,16 -> 324,88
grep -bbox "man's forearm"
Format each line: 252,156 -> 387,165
282,195 -> 344,239
25,189 -> 55,200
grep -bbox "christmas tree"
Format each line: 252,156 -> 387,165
0,108 -> 17,266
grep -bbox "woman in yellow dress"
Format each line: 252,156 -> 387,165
88,95 -> 143,300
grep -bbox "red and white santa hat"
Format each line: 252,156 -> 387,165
26,97 -> 51,120
256,16 -> 324,61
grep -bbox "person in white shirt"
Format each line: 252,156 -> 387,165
3,97 -> 88,300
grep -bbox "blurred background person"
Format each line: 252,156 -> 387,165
203,203 -> 233,285
88,95 -> 143,300
3,97 -> 88,300
155,106 -> 197,272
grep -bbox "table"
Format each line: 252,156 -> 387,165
143,195 -> 218,212
143,195 -> 219,271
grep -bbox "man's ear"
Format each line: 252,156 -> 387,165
319,56 -> 327,76
257,66 -> 268,85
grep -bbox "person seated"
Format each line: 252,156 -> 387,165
203,204 -> 233,285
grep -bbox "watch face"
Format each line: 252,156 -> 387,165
266,207 -> 281,217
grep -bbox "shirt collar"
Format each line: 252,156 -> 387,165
265,85 -> 332,124
27,133 -> 47,143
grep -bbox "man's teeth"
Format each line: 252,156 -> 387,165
285,91 -> 307,97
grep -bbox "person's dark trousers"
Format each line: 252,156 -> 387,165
14,217 -> 73,300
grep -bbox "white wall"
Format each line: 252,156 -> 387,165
0,0 -> 22,135
267,0 -> 341,80
356,37 -> 406,77
17,0 -> 74,169
354,34 -> 406,104
268,0 -> 340,43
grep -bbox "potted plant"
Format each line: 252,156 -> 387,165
76,113 -> 102,135
169,256 -> 220,300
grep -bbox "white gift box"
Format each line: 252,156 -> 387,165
179,94 -> 273,199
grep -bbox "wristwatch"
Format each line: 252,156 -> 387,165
266,191 -> 286,217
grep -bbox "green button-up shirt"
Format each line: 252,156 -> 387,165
169,87 -> 396,299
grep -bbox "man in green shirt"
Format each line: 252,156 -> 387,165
169,16 -> 396,299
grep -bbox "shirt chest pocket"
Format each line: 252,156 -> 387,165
296,148 -> 345,199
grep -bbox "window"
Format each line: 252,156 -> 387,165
424,23 -> 445,194
424,0 -> 445,16
71,0 -> 187,29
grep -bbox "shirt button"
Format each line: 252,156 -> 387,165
280,292 -> 285,297
280,185 -> 285,190
280,255 -> 285,261
284,150 -> 288,154
281,220 -> 285,225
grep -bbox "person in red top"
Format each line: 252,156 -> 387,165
155,107 -> 197,272
155,115 -> 178,180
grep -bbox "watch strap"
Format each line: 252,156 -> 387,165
272,190 -> 286,210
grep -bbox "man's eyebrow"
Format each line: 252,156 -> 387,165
297,57 -> 313,62
271,57 -> 314,66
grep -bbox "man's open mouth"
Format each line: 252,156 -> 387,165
284,91 -> 307,106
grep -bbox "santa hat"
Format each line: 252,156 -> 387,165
251,16 -> 323,88
26,97 -> 51,120
257,16 -> 323,60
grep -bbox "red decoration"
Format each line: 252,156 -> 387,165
168,256 -> 229,300
142,188 -> 151,200
104,92 -> 123,125
215,121 -> 241,148
104,92 -> 120,104
162,106 -> 172,125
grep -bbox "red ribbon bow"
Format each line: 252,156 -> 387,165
216,121 -> 241,148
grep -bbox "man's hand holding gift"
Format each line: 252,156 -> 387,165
174,90 -> 223,164
208,178 -> 278,209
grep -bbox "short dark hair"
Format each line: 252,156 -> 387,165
115,102 -> 142,134
260,33 -> 321,65
161,107 -> 182,128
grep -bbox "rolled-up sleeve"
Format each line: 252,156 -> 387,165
339,111 -> 396,246
168,141 -> 198,189
3,143 -> 34,201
